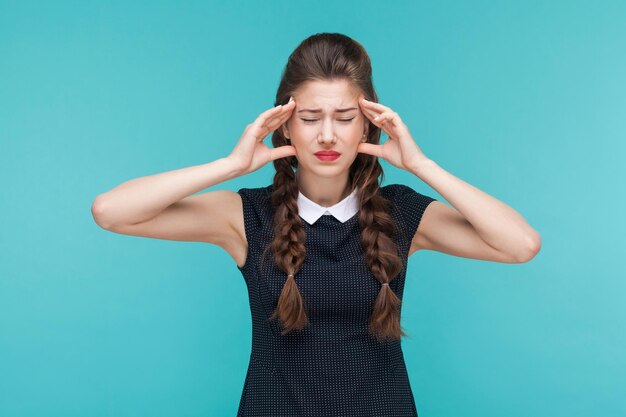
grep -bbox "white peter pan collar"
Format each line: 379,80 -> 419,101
297,187 -> 359,225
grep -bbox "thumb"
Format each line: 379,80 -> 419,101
357,142 -> 382,158
270,145 -> 297,161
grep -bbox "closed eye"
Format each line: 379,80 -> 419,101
301,118 -> 355,123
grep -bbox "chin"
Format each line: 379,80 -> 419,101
299,163 -> 344,176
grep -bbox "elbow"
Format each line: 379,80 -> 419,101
516,231 -> 542,263
91,195 -> 113,230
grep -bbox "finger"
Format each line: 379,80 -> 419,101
269,101 -> 296,124
358,100 -> 388,124
265,107 -> 294,131
357,142 -> 383,158
371,112 -> 394,131
270,144 -> 297,161
360,97 -> 393,113
362,101 -> 397,130
281,98 -> 296,108
254,102 -> 295,135
361,108 -> 380,122
377,111 -> 400,127
255,102 -> 289,127
372,112 -> 397,139
374,111 -> 392,123
359,103 -> 381,123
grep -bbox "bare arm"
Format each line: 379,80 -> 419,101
411,159 -> 541,263
356,96 -> 541,264
90,98 -> 297,252
91,157 -> 242,229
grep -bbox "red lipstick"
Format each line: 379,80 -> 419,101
314,150 -> 341,161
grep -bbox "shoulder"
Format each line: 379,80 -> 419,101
237,184 -> 273,199
236,184 -> 274,229
237,184 -> 273,210
379,183 -> 434,205
379,182 -> 438,238
229,185 -> 273,268
379,183 -> 412,199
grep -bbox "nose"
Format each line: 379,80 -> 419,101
318,119 -> 336,143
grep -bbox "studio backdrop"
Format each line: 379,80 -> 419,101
1,1 -> 624,416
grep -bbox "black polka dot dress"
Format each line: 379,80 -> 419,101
236,183 -> 437,417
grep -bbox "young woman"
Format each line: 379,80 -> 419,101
92,33 -> 541,417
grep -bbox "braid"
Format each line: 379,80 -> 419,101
266,157 -> 309,335
264,152 -> 407,342
357,166 -> 407,343
263,32 -> 409,342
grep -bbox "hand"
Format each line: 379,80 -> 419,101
357,96 -> 429,172
228,98 -> 297,174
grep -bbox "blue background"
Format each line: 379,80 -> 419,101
1,1 -> 624,416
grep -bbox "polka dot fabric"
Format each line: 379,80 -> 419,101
236,183 -> 437,417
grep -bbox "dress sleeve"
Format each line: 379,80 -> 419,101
394,184 -> 438,247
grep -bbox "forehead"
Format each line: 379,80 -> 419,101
294,79 -> 360,111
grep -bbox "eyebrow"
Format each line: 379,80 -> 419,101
297,107 -> 358,114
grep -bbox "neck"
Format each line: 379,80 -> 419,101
296,170 -> 352,207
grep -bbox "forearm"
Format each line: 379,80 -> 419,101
92,156 -> 243,227
411,158 -> 541,257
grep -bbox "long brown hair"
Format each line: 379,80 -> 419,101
264,32 -> 406,343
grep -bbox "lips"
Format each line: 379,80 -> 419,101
314,151 -> 341,162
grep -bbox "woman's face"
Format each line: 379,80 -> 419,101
282,79 -> 368,178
